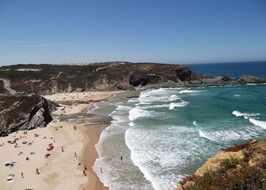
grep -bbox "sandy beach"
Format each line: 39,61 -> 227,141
0,91 -> 122,190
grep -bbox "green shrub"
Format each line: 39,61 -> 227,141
220,157 -> 239,170
182,164 -> 266,190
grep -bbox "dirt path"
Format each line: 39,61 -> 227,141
0,78 -> 16,95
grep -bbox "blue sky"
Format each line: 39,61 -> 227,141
0,0 -> 266,65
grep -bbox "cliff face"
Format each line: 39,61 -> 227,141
178,140 -> 266,190
0,62 -> 202,94
0,95 -> 57,136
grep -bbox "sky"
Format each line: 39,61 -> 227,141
0,0 -> 266,65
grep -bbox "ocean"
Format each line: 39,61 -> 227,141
92,62 -> 266,190
188,61 -> 266,78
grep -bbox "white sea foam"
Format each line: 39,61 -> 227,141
138,88 -> 181,104
125,125 -> 211,190
129,121 -> 135,127
111,115 -> 128,125
246,83 -> 257,86
169,94 -> 181,101
128,98 -> 139,103
234,94 -> 241,97
193,121 -> 197,126
139,88 -> 168,98
249,118 -> 266,129
129,105 -> 167,121
169,101 -> 189,110
232,110 -> 260,119
139,95 -> 170,103
116,105 -> 132,111
142,104 -> 170,109
128,106 -> 152,121
199,127 -> 263,143
199,130 -> 218,142
179,89 -> 200,94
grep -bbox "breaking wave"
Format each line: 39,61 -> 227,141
232,110 -> 260,119
249,118 -> 266,129
199,127 -> 263,143
169,101 -> 189,110
179,89 -> 200,94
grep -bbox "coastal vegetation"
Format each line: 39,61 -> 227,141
179,140 -> 266,190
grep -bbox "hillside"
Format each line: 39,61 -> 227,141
0,62 -> 204,94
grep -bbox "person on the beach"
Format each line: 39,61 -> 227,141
36,168 -> 40,175
61,146 -> 64,152
100,168 -> 103,173
21,172 -> 24,178
83,170 -> 86,176
120,156 -> 123,161
73,125 -> 77,130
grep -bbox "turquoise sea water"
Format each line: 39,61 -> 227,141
93,84 -> 266,190
92,60 -> 266,190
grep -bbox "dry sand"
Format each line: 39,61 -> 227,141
0,91 -> 122,190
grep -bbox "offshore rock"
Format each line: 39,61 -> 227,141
239,75 -> 266,83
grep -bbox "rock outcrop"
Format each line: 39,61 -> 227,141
175,65 -> 192,81
129,71 -> 149,87
177,140 -> 266,190
0,95 -> 57,136
239,75 -> 266,84
0,81 -> 6,94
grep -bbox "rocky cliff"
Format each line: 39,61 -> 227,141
0,62 -> 265,95
0,95 -> 57,136
0,62 -> 204,94
177,140 -> 266,190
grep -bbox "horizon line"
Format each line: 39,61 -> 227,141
1,59 -> 266,67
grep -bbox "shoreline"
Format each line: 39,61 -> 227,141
78,105 -> 109,190
0,91 -> 123,190
80,124 -> 109,190
83,90 -> 141,190
45,91 -> 124,190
